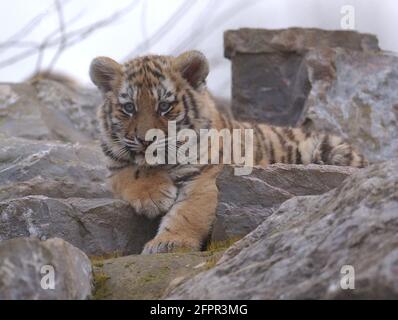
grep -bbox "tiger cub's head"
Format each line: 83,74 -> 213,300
90,51 -> 211,166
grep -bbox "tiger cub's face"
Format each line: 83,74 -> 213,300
90,51 -> 210,165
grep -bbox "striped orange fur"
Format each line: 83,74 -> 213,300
90,51 -> 367,254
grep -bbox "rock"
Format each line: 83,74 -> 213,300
0,237 -> 92,300
168,160 -> 398,299
34,80 -> 101,142
299,48 -> 398,163
0,137 -> 110,200
0,136 -> 160,256
224,28 -> 380,126
92,251 -> 223,300
0,196 -> 159,256
212,164 -> 357,241
0,83 -> 52,140
0,80 -> 101,143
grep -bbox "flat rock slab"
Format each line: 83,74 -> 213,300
212,164 -> 358,241
0,80 -> 100,143
0,137 -> 110,200
0,237 -> 92,300
93,251 -> 223,300
168,160 -> 398,299
0,196 -> 159,256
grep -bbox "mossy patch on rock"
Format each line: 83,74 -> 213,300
92,251 -> 224,300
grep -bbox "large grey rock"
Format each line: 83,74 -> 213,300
0,196 -> 159,256
0,137 -> 110,200
299,48 -> 398,163
0,136 -> 160,256
224,28 -> 379,126
212,164 -> 358,241
0,80 -> 100,143
0,237 -> 92,300
168,160 -> 398,299
0,84 -> 51,140
34,80 -> 101,142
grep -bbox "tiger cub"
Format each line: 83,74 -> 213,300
89,50 -> 366,254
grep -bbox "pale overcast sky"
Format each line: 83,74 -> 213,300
0,0 -> 397,97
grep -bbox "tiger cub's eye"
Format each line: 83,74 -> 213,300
158,102 -> 172,115
122,103 -> 135,115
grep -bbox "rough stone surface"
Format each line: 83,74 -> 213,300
225,28 -> 380,126
0,137 -> 110,200
0,83 -> 51,140
93,251 -> 223,300
34,80 -> 101,142
212,164 -> 358,241
224,28 -> 379,58
168,160 -> 398,299
0,135 -> 162,256
0,237 -> 92,300
0,196 -> 159,256
0,80 -> 100,143
299,48 -> 398,163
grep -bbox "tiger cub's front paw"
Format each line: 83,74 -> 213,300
142,234 -> 201,255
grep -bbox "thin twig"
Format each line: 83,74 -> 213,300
46,0 -> 67,72
124,0 -> 195,60
0,0 -> 140,70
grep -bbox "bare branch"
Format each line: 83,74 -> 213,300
0,0 -> 140,71
0,0 -> 72,52
123,0 -> 196,60
46,0 -> 67,72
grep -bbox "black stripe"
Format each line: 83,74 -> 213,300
269,139 -> 275,164
271,127 -> 287,148
320,135 -> 333,164
296,148 -> 302,164
283,128 -> 301,164
128,70 -> 142,80
254,124 -> 269,163
287,145 -> 293,163
181,94 -> 192,127
181,214 -> 191,224
344,146 -> 353,164
173,169 -> 204,185
151,60 -> 163,72
253,125 -> 265,164
107,164 -> 129,171
147,67 -> 165,80
186,89 -> 200,118
359,154 -> 366,168
164,227 -> 176,235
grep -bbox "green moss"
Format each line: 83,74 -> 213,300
93,261 -> 104,268
92,271 -> 111,300
204,255 -> 220,270
137,266 -> 171,285
89,251 -> 122,262
206,237 -> 242,253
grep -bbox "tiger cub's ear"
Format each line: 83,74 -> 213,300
175,50 -> 209,89
89,57 -> 122,93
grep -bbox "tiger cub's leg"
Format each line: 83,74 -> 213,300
142,166 -> 220,254
110,166 -> 177,219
